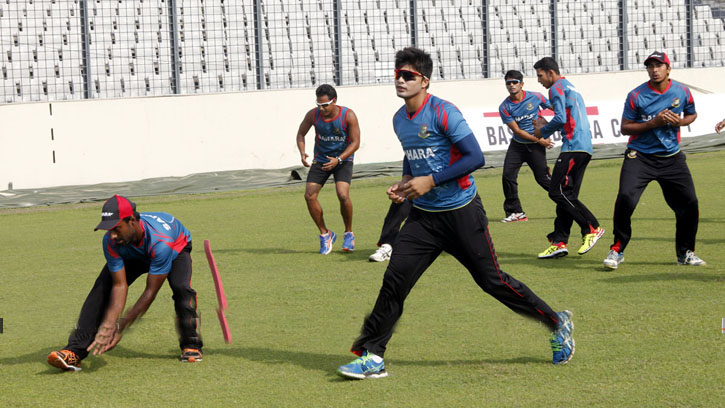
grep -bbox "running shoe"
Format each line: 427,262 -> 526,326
180,348 -> 203,362
342,232 -> 355,252
677,250 -> 706,266
501,212 -> 528,223
47,349 -> 82,372
603,249 -> 624,270
550,310 -> 575,365
319,230 -> 337,255
369,243 -> 393,262
538,242 -> 568,259
578,227 -> 605,255
337,350 -> 388,380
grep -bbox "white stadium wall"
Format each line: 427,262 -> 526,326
1,67 -> 724,190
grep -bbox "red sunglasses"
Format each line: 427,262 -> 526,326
394,68 -> 427,81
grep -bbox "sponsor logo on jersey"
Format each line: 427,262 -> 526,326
405,147 -> 436,161
332,127 -> 342,135
627,150 -> 638,159
671,97 -> 680,108
417,125 -> 429,139
102,212 -> 114,217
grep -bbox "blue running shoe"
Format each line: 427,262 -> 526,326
337,351 -> 388,380
342,232 -> 355,252
550,310 -> 575,365
319,230 -> 337,255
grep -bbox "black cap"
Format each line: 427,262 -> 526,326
94,195 -> 136,231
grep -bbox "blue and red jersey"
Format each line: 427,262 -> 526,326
539,77 -> 592,154
393,93 -> 476,212
499,90 -> 552,143
622,79 -> 696,156
102,212 -> 191,276
313,106 -> 353,164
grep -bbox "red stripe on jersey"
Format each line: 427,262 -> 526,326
166,235 -> 189,253
106,240 -> 119,258
449,145 -> 472,190
564,107 -> 575,139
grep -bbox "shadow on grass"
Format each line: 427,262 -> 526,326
599,271 -> 724,283
205,346 -> 547,382
0,348 -> 109,374
211,247 -> 375,261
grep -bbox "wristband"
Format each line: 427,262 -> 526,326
336,156 -> 342,164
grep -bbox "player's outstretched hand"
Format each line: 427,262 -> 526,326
402,175 -> 435,200
716,119 -> 725,134
87,324 -> 116,356
387,182 -> 407,203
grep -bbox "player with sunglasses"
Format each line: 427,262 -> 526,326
498,70 -> 553,223
337,47 -> 575,380
296,84 -> 361,255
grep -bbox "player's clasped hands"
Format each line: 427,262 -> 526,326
655,109 -> 681,126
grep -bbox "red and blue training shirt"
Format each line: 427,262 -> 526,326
622,79 -> 696,156
102,212 -> 191,275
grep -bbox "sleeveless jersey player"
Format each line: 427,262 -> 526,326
539,77 -> 592,154
499,91 -> 552,143
622,80 -> 696,156
103,212 -> 191,275
393,93 -> 477,212
313,106 -> 353,164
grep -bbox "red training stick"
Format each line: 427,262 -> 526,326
204,239 -> 232,344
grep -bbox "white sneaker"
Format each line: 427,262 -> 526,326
677,250 -> 706,266
502,212 -> 528,223
369,244 -> 392,262
603,249 -> 624,269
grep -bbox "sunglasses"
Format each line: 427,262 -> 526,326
505,79 -> 521,85
315,99 -> 335,107
394,68 -> 427,82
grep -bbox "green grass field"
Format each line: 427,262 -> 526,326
1,151 -> 724,407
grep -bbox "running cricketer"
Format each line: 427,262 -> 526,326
336,47 -> 575,380
296,84 -> 361,255
533,57 -> 604,259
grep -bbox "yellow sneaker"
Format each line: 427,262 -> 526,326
538,242 -> 568,259
578,227 -> 605,255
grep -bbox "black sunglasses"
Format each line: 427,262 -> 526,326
505,79 -> 521,85
395,68 -> 427,82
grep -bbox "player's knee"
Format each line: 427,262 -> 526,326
304,191 -> 319,201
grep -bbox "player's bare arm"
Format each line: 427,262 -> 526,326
296,109 -> 316,167
87,267 -> 129,356
505,121 -> 539,143
103,272 -> 168,353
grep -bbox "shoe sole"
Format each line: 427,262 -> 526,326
47,351 -> 81,372
181,357 -> 203,362
577,228 -> 605,255
501,217 -> 528,223
538,249 -> 568,259
336,369 -> 389,380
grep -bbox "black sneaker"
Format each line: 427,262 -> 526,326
180,348 -> 203,362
